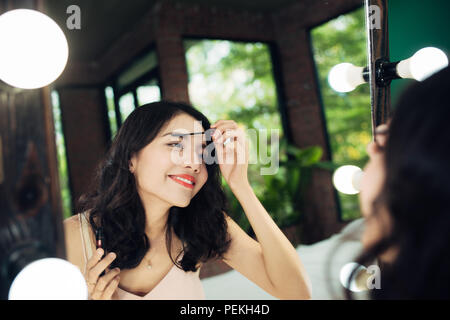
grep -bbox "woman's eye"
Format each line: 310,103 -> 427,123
168,142 -> 183,149
168,143 -> 204,159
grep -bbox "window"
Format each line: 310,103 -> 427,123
105,48 -> 161,138
118,92 -> 135,121
185,39 -> 296,231
51,90 -> 73,219
136,78 -> 161,106
310,7 -> 371,220
105,86 -> 118,138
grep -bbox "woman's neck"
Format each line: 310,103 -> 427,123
138,190 -> 172,241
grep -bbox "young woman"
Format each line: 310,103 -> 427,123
354,66 -> 450,299
64,101 -> 311,300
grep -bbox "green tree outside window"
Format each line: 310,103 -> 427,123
311,7 -> 371,220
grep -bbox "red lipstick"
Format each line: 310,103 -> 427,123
169,174 -> 195,189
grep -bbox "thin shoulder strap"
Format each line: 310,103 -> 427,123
79,212 -> 93,272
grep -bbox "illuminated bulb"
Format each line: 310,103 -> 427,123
397,47 -> 448,81
332,165 -> 363,195
8,258 -> 88,300
339,262 -> 368,293
0,9 -> 69,89
328,63 -> 365,93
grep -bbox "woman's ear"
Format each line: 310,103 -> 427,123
129,155 -> 136,173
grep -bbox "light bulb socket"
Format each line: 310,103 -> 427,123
345,58 -> 410,89
362,67 -> 370,83
374,58 -> 402,87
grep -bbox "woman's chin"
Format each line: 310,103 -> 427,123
172,198 -> 191,208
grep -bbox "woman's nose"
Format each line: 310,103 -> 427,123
182,149 -> 202,173
184,162 -> 200,173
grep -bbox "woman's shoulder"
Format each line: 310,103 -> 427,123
64,210 -> 95,244
63,213 -> 81,236
64,210 -> 91,230
63,212 -> 89,272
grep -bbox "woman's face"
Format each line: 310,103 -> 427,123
359,125 -> 391,250
129,113 -> 209,208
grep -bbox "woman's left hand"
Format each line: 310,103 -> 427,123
211,120 -> 249,189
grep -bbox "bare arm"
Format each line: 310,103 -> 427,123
222,182 -> 312,300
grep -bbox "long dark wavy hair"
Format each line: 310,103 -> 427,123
346,66 -> 450,299
77,101 -> 231,272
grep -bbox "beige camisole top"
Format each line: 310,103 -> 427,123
78,212 -> 205,300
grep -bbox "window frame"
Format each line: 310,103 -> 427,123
182,36 -> 292,146
307,4 -> 368,222
104,44 -> 161,130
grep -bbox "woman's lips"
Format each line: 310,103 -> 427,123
169,175 -> 195,189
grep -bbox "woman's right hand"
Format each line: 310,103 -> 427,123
85,248 -> 121,300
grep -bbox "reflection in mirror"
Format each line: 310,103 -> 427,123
2,0 -> 379,301
46,0 -> 366,300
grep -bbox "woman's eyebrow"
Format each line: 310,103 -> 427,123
162,132 -> 208,148
161,131 -> 205,137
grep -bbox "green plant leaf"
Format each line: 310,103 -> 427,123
297,146 -> 323,167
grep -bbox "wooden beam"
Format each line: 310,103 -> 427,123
273,0 -> 363,29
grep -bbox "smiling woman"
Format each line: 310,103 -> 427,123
64,101 -> 231,299
63,100 -> 311,300
128,112 -> 210,209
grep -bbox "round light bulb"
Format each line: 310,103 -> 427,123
397,47 -> 448,82
339,262 -> 367,293
8,258 -> 88,300
332,165 -> 363,195
0,9 -> 69,89
328,63 -> 365,93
